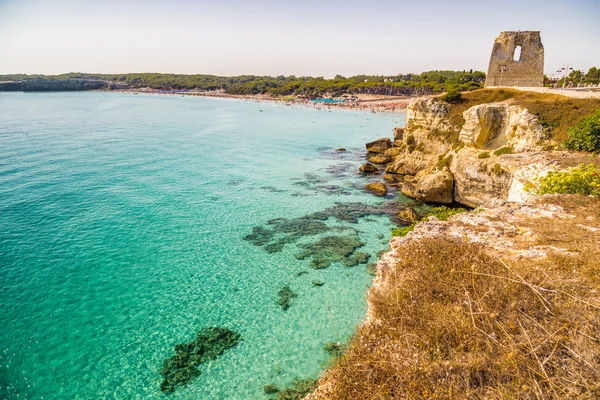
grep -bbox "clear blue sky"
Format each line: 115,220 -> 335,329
0,0 -> 598,76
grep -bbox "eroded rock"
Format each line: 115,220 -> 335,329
359,163 -> 379,173
365,138 -> 392,153
365,182 -> 387,197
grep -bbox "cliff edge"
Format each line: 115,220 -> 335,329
307,89 -> 600,399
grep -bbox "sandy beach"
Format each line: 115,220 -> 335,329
117,89 -> 412,113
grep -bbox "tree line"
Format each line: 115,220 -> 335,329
0,70 -> 486,97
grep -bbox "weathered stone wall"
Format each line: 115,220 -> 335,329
485,31 -> 544,87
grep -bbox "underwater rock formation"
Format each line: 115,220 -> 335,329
278,285 -> 298,310
296,235 -> 365,269
160,327 -> 242,393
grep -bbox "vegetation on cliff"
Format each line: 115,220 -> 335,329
536,164 -> 600,196
0,70 -> 485,97
310,196 -> 600,399
440,89 -> 600,142
564,110 -> 600,153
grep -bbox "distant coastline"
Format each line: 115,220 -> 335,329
117,89 -> 413,113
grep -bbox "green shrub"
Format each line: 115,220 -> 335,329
491,164 -> 504,176
493,146 -> 513,156
428,206 -> 467,221
392,225 -> 415,237
563,110 -> 600,153
436,154 -> 453,169
391,206 -> 467,237
537,164 -> 600,196
442,89 -> 462,104
478,152 -> 490,159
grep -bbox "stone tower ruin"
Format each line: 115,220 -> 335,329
484,31 -> 544,87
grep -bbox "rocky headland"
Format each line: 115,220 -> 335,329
308,89 -> 600,399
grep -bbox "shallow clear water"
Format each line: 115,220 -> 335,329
0,92 -> 405,399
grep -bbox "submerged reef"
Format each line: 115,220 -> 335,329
160,327 -> 242,393
243,202 -> 389,254
296,235 -> 365,269
278,285 -> 298,310
265,377 -> 318,400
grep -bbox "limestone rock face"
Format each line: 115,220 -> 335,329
365,138 -> 392,153
406,98 -> 452,133
459,103 -> 546,152
393,127 -> 404,141
371,97 -> 583,208
367,154 -> 392,164
383,147 -> 403,158
412,168 -> 454,203
365,182 -> 387,197
451,148 -> 512,207
398,207 -> 419,223
359,163 -> 379,174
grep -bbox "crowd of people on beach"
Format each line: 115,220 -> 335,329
125,88 -> 410,113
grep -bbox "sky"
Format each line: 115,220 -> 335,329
0,0 -> 598,77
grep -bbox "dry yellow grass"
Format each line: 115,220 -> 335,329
443,89 -> 600,142
310,196 -> 600,399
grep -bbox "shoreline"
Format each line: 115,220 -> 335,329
114,89 -> 412,113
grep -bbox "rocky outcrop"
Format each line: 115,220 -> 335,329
459,103 -> 546,152
366,154 -> 392,164
364,182 -> 387,197
410,167 -> 454,203
397,207 -> 419,223
359,163 -> 378,174
371,96 -> 580,208
365,138 -> 392,153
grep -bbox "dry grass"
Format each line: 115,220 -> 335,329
443,89 -> 600,142
311,196 -> 600,399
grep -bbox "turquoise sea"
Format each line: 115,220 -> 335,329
0,92 -> 405,399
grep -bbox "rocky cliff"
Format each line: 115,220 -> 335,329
308,194 -> 600,399
368,95 -> 587,208
308,92 -> 600,399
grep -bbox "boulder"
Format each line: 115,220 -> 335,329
383,173 -> 397,183
413,168 -> 454,203
359,163 -> 379,174
398,207 -> 420,223
365,182 -> 387,197
365,138 -> 392,153
368,154 -> 392,164
393,127 -> 405,141
401,181 -> 417,198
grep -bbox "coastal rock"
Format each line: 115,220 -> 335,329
359,163 -> 379,173
412,168 -> 454,203
383,147 -> 403,158
367,154 -> 392,164
383,173 -> 398,183
398,207 -> 419,223
365,182 -> 387,197
459,103 -> 546,152
365,138 -> 392,153
386,155 -> 430,175
393,127 -> 404,141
